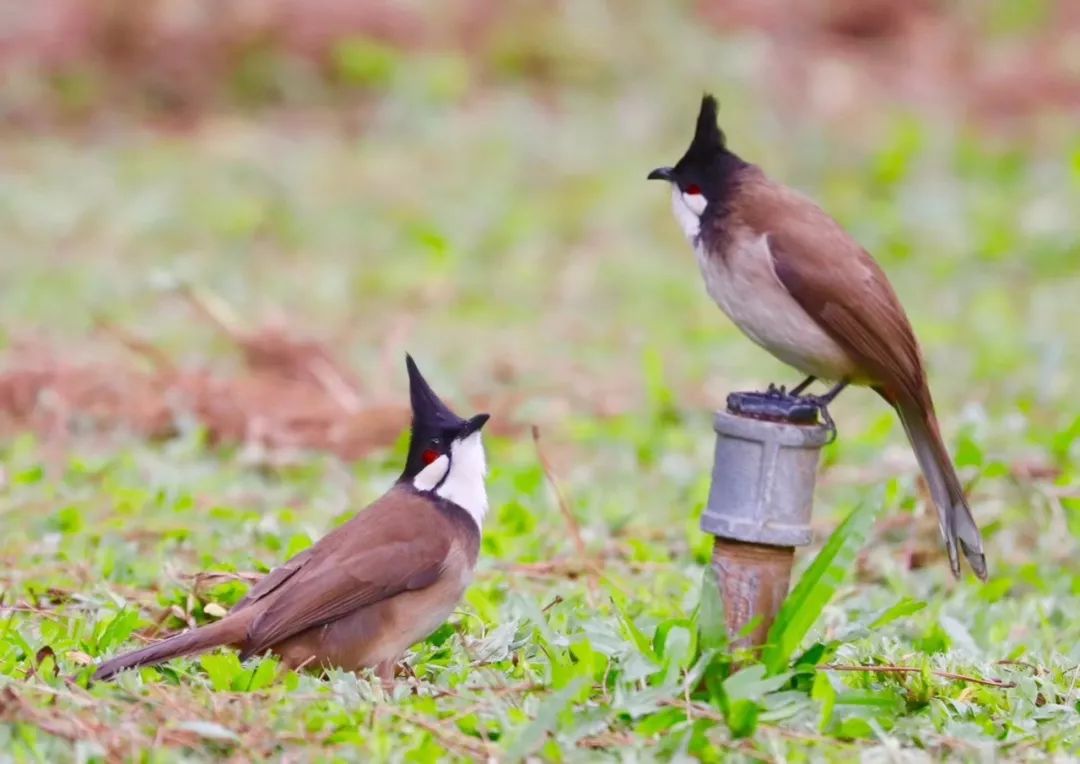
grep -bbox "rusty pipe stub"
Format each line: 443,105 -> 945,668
711,539 -> 796,648
702,410 -> 829,547
702,408 -> 829,649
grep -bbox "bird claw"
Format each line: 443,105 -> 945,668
808,397 -> 838,443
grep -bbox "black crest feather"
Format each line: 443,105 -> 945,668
401,354 -> 466,478
406,355 -> 463,430
687,93 -> 725,160
400,355 -> 490,483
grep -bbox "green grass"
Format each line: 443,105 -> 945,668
2,2 -> 1080,760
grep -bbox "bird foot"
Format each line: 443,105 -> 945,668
801,395 -> 838,443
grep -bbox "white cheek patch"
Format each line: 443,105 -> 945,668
435,432 -> 489,529
683,191 -> 706,215
670,187 -> 705,242
413,454 -> 450,492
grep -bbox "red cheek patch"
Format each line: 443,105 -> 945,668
685,184 -> 702,196
421,449 -> 439,465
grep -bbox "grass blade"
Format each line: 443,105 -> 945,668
762,500 -> 883,675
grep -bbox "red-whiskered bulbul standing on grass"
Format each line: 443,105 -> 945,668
648,95 -> 986,580
94,355 -> 491,682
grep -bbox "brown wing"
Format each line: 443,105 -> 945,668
743,178 -> 929,407
232,548 -> 317,613
239,486 -> 452,659
231,500 -> 369,612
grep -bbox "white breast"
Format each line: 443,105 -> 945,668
436,431 -> 488,530
694,232 -> 856,380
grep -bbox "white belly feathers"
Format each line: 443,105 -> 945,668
693,231 -> 856,380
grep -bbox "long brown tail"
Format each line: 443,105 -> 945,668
94,615 -> 247,681
889,391 -> 987,580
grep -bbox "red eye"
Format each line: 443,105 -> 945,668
685,184 -> 702,196
421,448 -> 439,465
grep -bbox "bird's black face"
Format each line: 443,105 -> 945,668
401,355 -> 489,483
647,93 -> 739,205
648,94 -> 746,242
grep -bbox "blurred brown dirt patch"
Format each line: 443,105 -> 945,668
0,289 -> 516,461
3,0 -> 1077,127
699,0 -> 1080,125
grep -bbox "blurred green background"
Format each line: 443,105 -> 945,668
1,0 -> 1079,760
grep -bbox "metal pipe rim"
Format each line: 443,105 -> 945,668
713,409 -> 831,447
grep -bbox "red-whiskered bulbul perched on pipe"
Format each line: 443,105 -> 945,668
94,355 -> 491,682
648,95 -> 986,580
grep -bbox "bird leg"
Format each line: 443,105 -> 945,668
813,380 -> 849,405
375,658 -> 397,690
802,380 -> 849,442
789,376 -> 816,396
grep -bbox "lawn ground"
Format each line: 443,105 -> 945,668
1,2 -> 1079,760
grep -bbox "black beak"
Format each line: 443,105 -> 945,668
647,167 -> 675,182
462,413 -> 490,437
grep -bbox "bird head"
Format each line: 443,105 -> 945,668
648,94 -> 740,241
401,355 -> 490,522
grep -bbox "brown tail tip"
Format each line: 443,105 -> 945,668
961,542 -> 988,582
93,653 -> 149,682
945,533 -> 988,582
93,665 -> 117,682
93,660 -> 127,682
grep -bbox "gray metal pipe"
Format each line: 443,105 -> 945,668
701,404 -> 830,648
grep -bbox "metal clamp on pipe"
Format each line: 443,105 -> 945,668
701,391 -> 831,648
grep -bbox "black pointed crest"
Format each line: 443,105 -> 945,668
648,92 -> 745,208
685,93 -> 725,163
401,354 -> 468,480
406,354 -> 466,435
